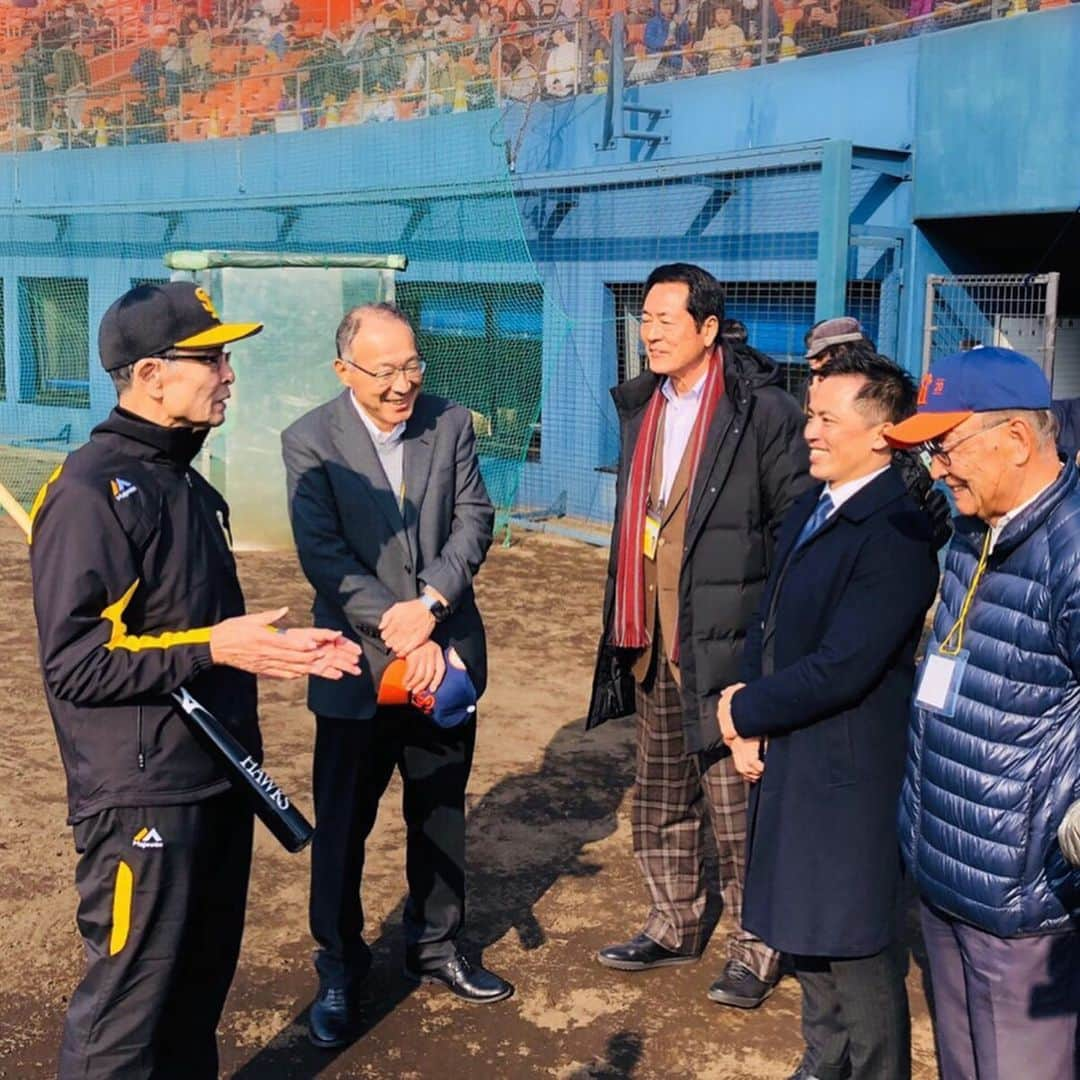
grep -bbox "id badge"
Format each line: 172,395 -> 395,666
643,513 -> 660,560
914,646 -> 969,717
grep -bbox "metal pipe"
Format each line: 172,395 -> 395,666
922,275 -> 939,374
1044,271 -> 1061,381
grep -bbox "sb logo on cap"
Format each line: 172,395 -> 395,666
917,372 -> 946,406
194,287 -> 220,321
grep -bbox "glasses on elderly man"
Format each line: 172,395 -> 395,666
342,357 -> 427,385
920,418 -> 1011,469
153,349 -> 231,367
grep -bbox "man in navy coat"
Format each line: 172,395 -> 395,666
717,352 -> 941,1080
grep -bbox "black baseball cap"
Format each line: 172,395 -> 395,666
98,281 -> 263,372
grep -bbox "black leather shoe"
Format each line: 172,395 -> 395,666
786,1068 -> 823,1080
596,932 -> 699,971
707,960 -> 776,1008
404,952 -> 514,1004
308,986 -> 358,1049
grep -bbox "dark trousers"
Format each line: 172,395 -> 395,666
794,943 -> 911,1080
58,793 -> 253,1080
631,642 -> 779,981
310,707 -> 476,989
920,900 -> 1080,1080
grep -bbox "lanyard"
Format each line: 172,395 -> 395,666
938,528 -> 992,657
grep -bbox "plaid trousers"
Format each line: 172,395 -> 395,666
632,646 -> 780,983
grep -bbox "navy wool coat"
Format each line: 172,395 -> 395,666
732,465 -> 940,957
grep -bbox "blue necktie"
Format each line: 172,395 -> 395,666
795,491 -> 834,549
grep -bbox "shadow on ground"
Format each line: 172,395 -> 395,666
232,713 -> 636,1077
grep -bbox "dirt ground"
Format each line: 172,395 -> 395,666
0,521 -> 940,1079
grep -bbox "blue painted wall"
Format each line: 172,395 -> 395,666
0,109 -> 510,211
914,9 -> 1080,219
509,38 -> 918,175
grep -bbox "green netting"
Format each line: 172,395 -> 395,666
397,279 -> 544,516
0,277 -> 87,518
0,81 -> 900,546
192,258 -> 401,549
0,114 -> 564,547
19,277 -> 90,409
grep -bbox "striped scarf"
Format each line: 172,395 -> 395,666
612,349 -> 726,660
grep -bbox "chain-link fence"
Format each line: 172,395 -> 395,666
922,272 -> 1060,376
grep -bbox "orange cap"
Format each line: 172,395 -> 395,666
377,658 -> 410,707
884,410 -> 972,448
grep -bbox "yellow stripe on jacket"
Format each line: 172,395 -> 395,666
101,580 -> 213,651
26,463 -> 65,544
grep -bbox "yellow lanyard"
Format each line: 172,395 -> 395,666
939,528 -> 993,656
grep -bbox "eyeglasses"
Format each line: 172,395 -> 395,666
341,357 -> 426,385
154,349 -> 231,368
921,418 -> 1011,468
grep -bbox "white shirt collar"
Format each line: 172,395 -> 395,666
826,463 -> 891,512
660,370 -> 708,407
351,391 -> 405,447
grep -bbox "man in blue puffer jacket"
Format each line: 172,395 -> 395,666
886,347 -> 1080,1080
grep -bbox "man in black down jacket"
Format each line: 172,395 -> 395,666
587,263 -> 810,1008
29,282 -> 360,1079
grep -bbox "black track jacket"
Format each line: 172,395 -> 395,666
29,408 -> 260,823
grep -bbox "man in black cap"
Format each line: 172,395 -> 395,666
28,281 -> 361,1080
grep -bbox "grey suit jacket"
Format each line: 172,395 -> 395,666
281,389 -> 494,720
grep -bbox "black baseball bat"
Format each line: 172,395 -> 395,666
172,686 -> 314,853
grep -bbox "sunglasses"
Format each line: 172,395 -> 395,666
153,349 -> 232,367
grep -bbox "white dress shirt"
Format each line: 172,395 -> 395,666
658,371 -> 707,506
351,392 -> 406,507
825,463 -> 892,515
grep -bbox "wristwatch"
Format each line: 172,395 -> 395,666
420,592 -> 450,623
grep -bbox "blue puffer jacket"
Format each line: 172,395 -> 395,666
900,462 -> 1080,936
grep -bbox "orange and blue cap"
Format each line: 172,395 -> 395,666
377,647 -> 477,728
885,347 -> 1051,447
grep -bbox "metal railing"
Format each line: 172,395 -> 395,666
0,0 -> 1053,153
923,272 -> 1061,376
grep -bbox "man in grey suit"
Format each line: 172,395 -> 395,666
281,303 -> 513,1050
